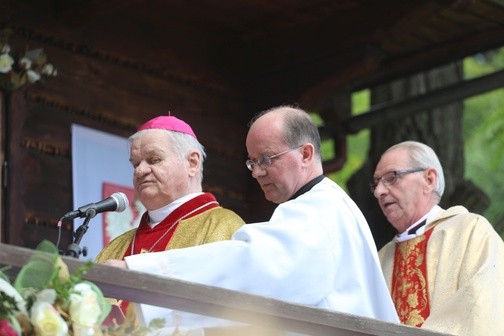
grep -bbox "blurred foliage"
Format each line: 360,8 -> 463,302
313,90 -> 370,193
314,47 -> 504,234
463,47 -> 504,230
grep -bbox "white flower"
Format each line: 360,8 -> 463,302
35,288 -> 57,305
18,57 -> 32,70
0,53 -> 14,73
31,301 -> 69,336
26,69 -> 41,83
0,277 -> 27,314
0,31 -> 57,90
69,283 -> 102,328
41,63 -> 56,76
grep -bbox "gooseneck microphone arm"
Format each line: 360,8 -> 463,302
64,211 -> 94,258
61,192 -> 129,258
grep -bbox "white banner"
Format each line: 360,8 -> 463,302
71,124 -> 143,260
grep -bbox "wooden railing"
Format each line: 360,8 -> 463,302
0,243 -> 452,336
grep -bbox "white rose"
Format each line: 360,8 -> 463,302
31,301 -> 68,336
69,283 -> 102,328
0,277 -> 26,314
0,53 -> 14,73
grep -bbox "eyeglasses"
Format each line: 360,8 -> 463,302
369,168 -> 426,193
246,145 -> 302,171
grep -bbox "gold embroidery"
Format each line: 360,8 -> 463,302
391,229 -> 433,327
407,310 -> 425,326
131,201 -> 218,254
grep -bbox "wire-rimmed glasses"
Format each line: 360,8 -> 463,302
246,145 -> 302,171
369,168 -> 426,193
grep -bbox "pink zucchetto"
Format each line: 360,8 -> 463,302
137,115 -> 197,139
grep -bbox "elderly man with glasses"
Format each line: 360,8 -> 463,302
105,105 -> 399,332
372,140 -> 504,336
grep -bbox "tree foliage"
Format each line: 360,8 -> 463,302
318,47 -> 504,236
463,47 -> 504,229
320,90 -> 370,191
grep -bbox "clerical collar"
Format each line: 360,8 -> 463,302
148,192 -> 203,226
395,205 -> 443,243
289,175 -> 325,200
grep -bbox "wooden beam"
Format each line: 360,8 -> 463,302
353,27 -> 504,91
0,243 -> 451,336
344,69 -> 504,134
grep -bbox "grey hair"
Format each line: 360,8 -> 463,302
385,141 -> 445,199
129,129 -> 206,181
250,105 -> 322,160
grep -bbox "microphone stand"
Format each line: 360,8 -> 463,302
64,209 -> 96,258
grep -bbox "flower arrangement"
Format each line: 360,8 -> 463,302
0,28 -> 57,91
0,241 -> 111,336
0,241 -> 175,336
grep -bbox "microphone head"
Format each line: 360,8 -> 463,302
111,192 -> 129,212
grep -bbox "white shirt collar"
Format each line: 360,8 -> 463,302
395,205 -> 444,242
148,192 -> 203,227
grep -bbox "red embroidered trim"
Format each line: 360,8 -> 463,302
391,227 -> 434,326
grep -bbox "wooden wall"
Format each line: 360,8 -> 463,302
1,30 -> 264,250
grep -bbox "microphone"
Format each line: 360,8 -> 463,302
62,192 -> 129,221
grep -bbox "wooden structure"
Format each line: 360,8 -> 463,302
0,243 -> 452,336
1,1 -> 504,249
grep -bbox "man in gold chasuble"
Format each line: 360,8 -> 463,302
95,114 -> 244,322
373,141 -> 504,336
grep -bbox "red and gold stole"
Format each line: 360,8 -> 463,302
119,192 -> 219,314
391,227 -> 435,327
125,192 -> 219,256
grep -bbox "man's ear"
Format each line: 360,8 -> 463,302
187,151 -> 200,176
424,167 -> 437,192
301,143 -> 314,163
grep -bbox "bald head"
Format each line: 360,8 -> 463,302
250,106 -> 322,159
245,106 -> 323,203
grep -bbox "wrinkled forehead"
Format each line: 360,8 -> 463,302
375,148 -> 410,174
130,130 -> 172,152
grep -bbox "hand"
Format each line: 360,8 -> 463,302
104,259 -> 127,269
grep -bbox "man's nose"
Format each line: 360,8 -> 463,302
373,180 -> 388,198
134,161 -> 150,177
251,165 -> 266,178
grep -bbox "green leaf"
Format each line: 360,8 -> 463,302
13,240 -> 60,294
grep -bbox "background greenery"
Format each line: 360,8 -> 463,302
463,47 -> 504,229
315,47 -> 504,235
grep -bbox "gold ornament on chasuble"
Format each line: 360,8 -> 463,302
391,228 -> 434,327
